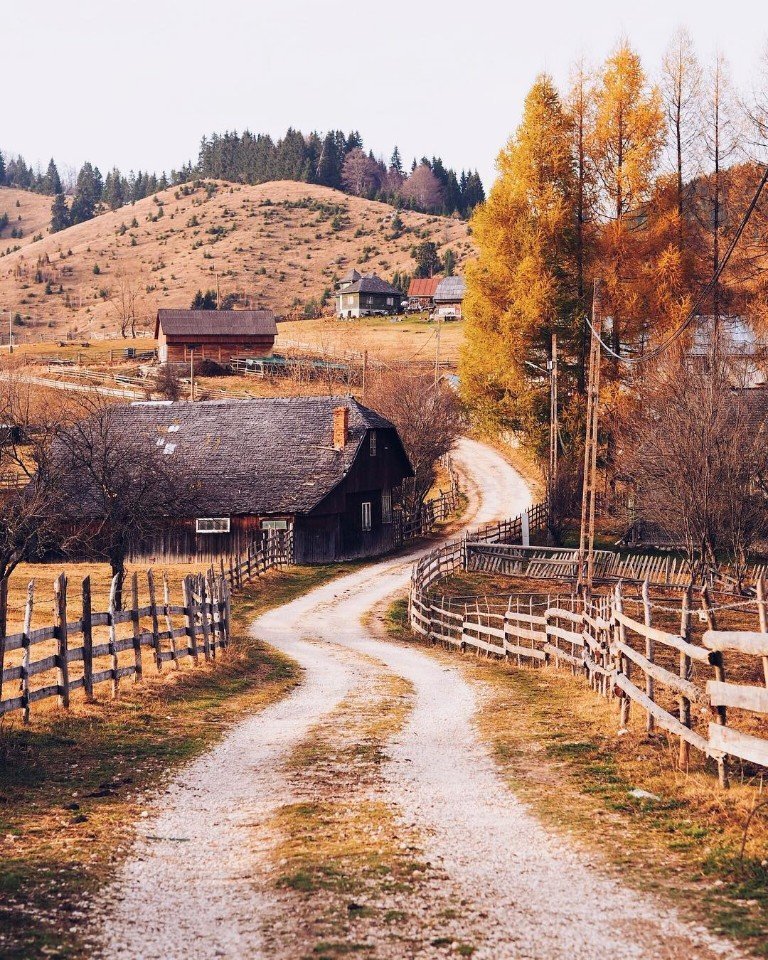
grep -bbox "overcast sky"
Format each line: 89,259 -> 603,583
4,0 -> 766,190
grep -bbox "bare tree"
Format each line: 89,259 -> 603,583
400,163 -> 444,213
54,395 -> 198,607
621,352 -> 768,587
109,268 -> 144,339
366,370 -> 462,512
341,149 -> 382,197
0,373 -> 69,581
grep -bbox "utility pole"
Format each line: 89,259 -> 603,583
577,282 -> 602,595
548,333 -> 558,508
434,315 -> 442,389
8,311 -> 13,355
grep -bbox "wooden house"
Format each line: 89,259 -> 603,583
67,397 -> 414,564
335,273 -> 402,318
407,277 -> 441,313
433,276 -> 466,320
155,309 -> 277,364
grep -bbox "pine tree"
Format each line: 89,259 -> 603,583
50,193 -> 71,233
390,146 -> 403,174
40,159 -> 62,195
70,162 -> 103,224
0,150 -> 5,185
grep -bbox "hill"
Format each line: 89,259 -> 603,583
0,180 -> 474,342
0,187 -> 54,253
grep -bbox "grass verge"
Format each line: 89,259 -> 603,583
385,597 -> 768,957
0,562 -> 354,960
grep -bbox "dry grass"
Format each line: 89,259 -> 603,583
0,562 -> 354,960
0,180 -> 473,344
0,188 -> 54,257
386,597 -> 768,956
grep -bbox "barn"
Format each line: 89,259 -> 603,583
155,309 -> 277,364
406,277 -> 441,312
81,396 -> 414,564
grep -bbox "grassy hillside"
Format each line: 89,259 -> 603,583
0,180 -> 474,343
0,188 -> 54,254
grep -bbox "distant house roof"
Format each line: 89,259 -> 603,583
434,276 -> 466,303
689,316 -> 767,357
342,274 -> 401,296
62,397 -> 412,517
154,309 -> 277,339
339,268 -> 362,285
407,277 -> 441,298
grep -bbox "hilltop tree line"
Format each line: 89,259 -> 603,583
197,129 -> 484,217
462,32 -> 768,458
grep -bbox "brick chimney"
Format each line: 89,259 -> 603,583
333,405 -> 349,450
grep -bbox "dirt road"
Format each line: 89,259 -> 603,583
92,439 -> 741,959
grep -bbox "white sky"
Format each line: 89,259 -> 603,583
3,0 -> 766,190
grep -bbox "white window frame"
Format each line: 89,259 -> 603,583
361,501 -> 372,532
382,489 -> 392,524
369,431 -> 377,456
261,519 -> 289,531
196,517 -> 231,534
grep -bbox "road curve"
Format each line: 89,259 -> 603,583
91,439 -> 738,960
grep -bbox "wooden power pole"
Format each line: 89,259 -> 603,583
548,333 -> 558,508
577,282 -> 602,594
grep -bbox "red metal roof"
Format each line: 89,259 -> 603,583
407,277 -> 441,298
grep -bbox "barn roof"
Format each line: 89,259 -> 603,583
342,274 -> 401,296
407,277 -> 441,298
69,397 -> 411,517
154,309 -> 277,339
434,276 -> 466,302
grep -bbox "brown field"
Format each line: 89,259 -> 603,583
0,180 -> 473,344
0,188 -> 54,256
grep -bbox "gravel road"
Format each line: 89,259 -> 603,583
91,438 -> 743,959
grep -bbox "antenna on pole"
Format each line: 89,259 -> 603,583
577,281 -> 602,595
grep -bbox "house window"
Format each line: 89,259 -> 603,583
261,519 -> 289,531
382,489 -> 392,524
386,297 -> 394,306
362,501 -> 372,532
369,431 -> 377,456
196,517 -> 231,534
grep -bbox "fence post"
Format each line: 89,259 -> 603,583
108,574 -> 120,698
678,586 -> 692,768
0,577 -> 7,706
198,574 -> 212,662
146,570 -> 161,671
701,585 -> 729,789
757,577 -> 768,685
131,573 -> 142,682
21,581 -> 34,722
162,572 -> 179,669
183,576 -> 199,664
641,577 -> 655,733
54,573 -> 70,709
81,577 -> 93,700
615,584 -> 631,730
223,576 -> 231,644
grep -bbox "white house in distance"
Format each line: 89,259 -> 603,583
335,269 -> 401,318
432,276 -> 467,320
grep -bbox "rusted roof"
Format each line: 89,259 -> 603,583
407,277 -> 441,298
155,309 -> 277,339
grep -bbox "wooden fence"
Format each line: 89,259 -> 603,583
0,530 -> 293,722
409,504 -> 768,787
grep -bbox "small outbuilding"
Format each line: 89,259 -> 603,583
433,276 -> 466,320
155,309 -> 277,364
72,396 -> 414,564
406,277 -> 441,313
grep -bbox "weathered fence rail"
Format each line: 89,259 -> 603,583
409,503 -> 768,787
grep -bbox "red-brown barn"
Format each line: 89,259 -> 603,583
155,309 -> 277,364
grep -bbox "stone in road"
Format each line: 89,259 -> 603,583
91,438 -> 740,959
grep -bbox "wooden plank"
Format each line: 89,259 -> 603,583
130,573 -> 142,682
27,654 -> 58,677
708,723 -> 768,768
707,680 -> 768,713
69,676 -> 86,693
613,639 -> 702,702
82,577 -> 93,700
91,667 -> 114,686
54,574 -> 69,709
615,611 -> 709,663
28,683 -> 61,704
613,674 -> 709,753
463,622 -> 505,641
2,665 -> 23,682
163,572 -> 180,669
90,612 -> 110,627
2,631 -> 25,653
504,611 -> 547,626
504,642 -> 546,662
0,695 -> 25,715
108,575 -> 119,699
545,608 -> 581,624
703,630 -> 768,657
543,643 -> 582,666
546,625 -> 584,646
21,580 -> 34,722
28,625 -> 56,644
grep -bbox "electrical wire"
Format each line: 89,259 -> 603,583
586,162 -> 768,365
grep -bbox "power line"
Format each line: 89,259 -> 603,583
586,161 -> 768,366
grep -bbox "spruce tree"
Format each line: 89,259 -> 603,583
390,146 -> 403,173
0,150 -> 6,186
50,193 -> 71,233
41,159 -> 62,195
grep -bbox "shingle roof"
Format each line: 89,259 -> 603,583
342,274 -> 401,296
67,397 -> 411,517
155,309 -> 277,339
434,276 -> 466,302
339,268 -> 362,284
407,277 -> 441,298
